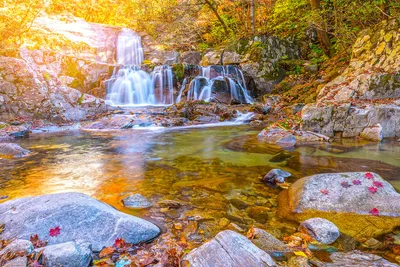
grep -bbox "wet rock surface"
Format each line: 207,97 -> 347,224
312,250 -> 399,267
183,230 -> 277,267
248,228 -> 290,254
299,218 -> 340,244
122,194 -> 152,209
262,169 -> 292,185
258,127 -> 329,147
0,143 -> 30,158
278,172 -> 400,239
0,192 -> 160,251
35,241 -> 92,267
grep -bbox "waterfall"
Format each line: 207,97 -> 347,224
116,29 -> 144,65
105,65 -> 174,106
107,30 -> 253,106
178,65 -> 253,104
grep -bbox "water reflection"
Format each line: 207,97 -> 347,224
0,126 -> 399,245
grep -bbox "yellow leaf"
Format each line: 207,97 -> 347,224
294,251 -> 308,258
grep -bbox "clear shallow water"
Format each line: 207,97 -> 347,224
0,126 -> 399,246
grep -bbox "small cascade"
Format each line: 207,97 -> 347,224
177,65 -> 253,104
116,29 -> 144,65
151,65 -> 174,105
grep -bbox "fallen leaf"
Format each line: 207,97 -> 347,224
294,251 -> 308,258
352,180 -> 362,185
373,181 -> 383,188
320,189 -> 329,195
114,238 -> 126,248
370,208 -> 380,216
365,172 -> 374,179
340,181 -> 352,188
99,247 -> 116,258
368,186 -> 378,194
49,226 -> 61,237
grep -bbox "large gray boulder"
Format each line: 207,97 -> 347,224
36,241 -> 92,267
183,230 -> 277,267
278,172 -> 400,239
0,143 -> 30,158
0,192 -> 160,251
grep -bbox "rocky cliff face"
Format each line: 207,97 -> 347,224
302,20 -> 400,139
0,55 -> 108,123
0,14 -> 127,123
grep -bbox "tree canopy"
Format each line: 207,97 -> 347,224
1,0 -> 399,56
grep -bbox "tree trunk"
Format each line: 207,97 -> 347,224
203,0 -> 230,35
309,0 -> 332,56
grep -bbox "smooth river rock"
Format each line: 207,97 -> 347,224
36,240 -> 92,267
262,169 -> 292,185
0,239 -> 34,256
311,250 -> 399,267
122,194 -> 152,209
183,230 -> 277,267
278,172 -> 400,239
299,218 -> 340,244
0,192 -> 160,251
0,143 -> 30,158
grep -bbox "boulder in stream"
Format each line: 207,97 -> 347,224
0,192 -> 160,251
183,230 -> 277,267
278,172 -> 400,239
0,143 -> 30,158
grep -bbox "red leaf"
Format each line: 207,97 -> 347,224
352,180 -> 362,185
373,181 -> 383,188
370,208 -> 379,216
368,186 -> 378,194
49,226 -> 61,237
365,172 -> 374,179
113,238 -> 126,248
340,181 -> 352,188
320,189 -> 329,195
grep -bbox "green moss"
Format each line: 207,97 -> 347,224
172,63 -> 185,82
77,94 -> 84,105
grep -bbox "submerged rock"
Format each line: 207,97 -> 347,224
299,218 -> 340,244
0,143 -> 30,158
261,169 -> 292,185
0,192 -> 160,251
248,228 -> 291,254
278,172 -> 400,239
183,230 -> 277,267
258,128 -> 329,148
122,194 -> 152,209
36,240 -> 92,267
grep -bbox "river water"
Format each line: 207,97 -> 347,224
1,125 -> 399,247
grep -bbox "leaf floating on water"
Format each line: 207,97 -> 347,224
114,238 -> 126,248
373,181 -> 383,188
352,180 -> 362,185
365,172 -> 374,180
370,208 -> 380,216
49,226 -> 61,237
320,189 -> 329,195
368,186 -> 378,194
340,181 -> 352,188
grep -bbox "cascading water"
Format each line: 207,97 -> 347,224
116,29 -> 144,65
106,29 -> 253,106
176,65 -> 253,104
106,29 -> 174,106
105,65 -> 174,106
